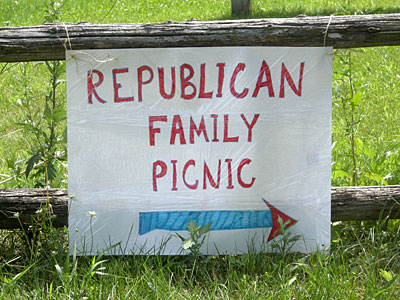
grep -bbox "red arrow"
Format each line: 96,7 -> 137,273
263,199 -> 297,242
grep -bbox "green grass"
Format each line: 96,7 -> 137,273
332,47 -> 400,186
1,0 -> 399,26
0,0 -> 400,299
0,218 -> 399,298
251,0 -> 400,18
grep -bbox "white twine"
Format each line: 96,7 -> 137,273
323,15 -> 333,47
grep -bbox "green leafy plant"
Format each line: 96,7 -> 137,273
16,0 -> 67,188
332,50 -> 363,186
19,62 -> 67,186
176,219 -> 212,257
332,48 -> 400,187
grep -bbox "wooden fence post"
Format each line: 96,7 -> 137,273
231,0 -> 251,15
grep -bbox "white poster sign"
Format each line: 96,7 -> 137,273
66,47 -> 332,255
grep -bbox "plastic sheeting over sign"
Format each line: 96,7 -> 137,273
66,47 -> 332,255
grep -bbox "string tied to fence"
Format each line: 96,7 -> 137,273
59,22 -> 115,65
62,22 -> 72,51
323,15 -> 333,48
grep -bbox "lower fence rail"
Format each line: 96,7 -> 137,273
0,186 -> 399,229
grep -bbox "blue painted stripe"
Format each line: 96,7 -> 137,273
139,209 -> 273,235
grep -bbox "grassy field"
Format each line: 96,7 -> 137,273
1,0 -> 399,25
0,0 -> 399,298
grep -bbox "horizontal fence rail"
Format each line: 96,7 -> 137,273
0,186 -> 399,229
1,14 -> 400,62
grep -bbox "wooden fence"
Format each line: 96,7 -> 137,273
1,14 -> 400,229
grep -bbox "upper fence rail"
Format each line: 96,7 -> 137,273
1,14 -> 400,63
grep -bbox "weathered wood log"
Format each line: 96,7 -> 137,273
0,189 -> 68,229
331,186 -> 400,221
1,14 -> 400,62
0,186 -> 399,229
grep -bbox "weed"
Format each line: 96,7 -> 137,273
269,216 -> 301,258
9,2 -> 67,189
176,219 -> 212,257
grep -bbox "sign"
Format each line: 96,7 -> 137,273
66,47 -> 332,255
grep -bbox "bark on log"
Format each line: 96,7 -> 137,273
331,186 -> 400,221
0,186 -> 399,229
0,189 -> 68,229
1,14 -> 400,62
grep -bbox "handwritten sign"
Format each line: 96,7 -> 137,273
66,47 -> 332,255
